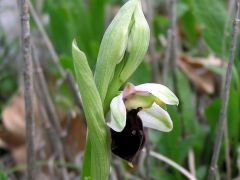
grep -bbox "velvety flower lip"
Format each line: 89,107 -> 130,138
110,108 -> 145,163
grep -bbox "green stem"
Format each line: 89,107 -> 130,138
80,132 -> 91,180
81,83 -> 120,180
80,81 -> 117,180
80,72 -> 122,180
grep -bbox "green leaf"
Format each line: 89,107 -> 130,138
72,40 -> 110,180
176,70 -> 198,134
228,85 -> 239,145
176,1 -> 189,18
60,54 -> 75,73
193,0 -> 228,56
196,166 -> 207,180
46,0 -> 103,67
180,10 -> 196,46
205,98 -> 220,134
205,86 -> 239,144
0,172 -> 7,180
47,4 -> 74,54
89,0 -> 109,41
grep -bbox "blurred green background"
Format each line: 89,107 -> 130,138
0,0 -> 239,179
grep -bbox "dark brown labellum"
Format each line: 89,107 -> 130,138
110,109 -> 145,163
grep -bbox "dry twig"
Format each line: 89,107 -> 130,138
19,0 -> 35,179
142,1 -> 158,178
208,1 -> 240,179
27,0 -> 83,113
32,47 -> 69,180
144,0 -> 160,83
163,0 -> 178,84
221,1 -> 236,179
224,124 -> 232,180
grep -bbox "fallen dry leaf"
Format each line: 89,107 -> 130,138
11,145 -> 26,164
177,54 -> 225,94
61,112 -> 86,161
0,93 -> 41,164
0,93 -> 27,164
0,91 -> 86,177
2,94 -> 25,139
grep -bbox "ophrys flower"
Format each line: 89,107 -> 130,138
107,83 -> 179,164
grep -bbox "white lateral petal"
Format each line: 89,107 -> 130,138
138,103 -> 173,132
107,93 -> 127,132
135,83 -> 179,105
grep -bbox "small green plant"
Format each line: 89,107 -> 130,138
0,172 -> 7,180
72,0 -> 178,179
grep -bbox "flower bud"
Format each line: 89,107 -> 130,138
94,0 -> 138,101
118,1 -> 150,84
105,1 -> 150,102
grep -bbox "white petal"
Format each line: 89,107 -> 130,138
138,103 -> 173,132
107,93 -> 127,132
135,83 -> 179,105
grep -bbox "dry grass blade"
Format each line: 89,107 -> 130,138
142,149 -> 197,180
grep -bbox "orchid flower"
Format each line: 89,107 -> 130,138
107,83 -> 179,165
